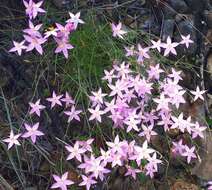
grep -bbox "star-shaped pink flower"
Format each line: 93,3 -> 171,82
130,141 -> 155,165
24,34 -> 46,55
23,21 -> 42,37
86,157 -> 110,179
154,94 -> 170,111
171,113 -> 187,133
3,130 -> 21,150
88,105 -> 105,122
102,69 -> 116,84
125,166 -> 141,179
23,0 -> 45,19
65,141 -> 86,162
78,138 -> 94,152
191,122 -> 207,139
172,139 -> 185,155
51,172 -> 74,190
54,38 -> 74,59
104,98 -> 118,113
180,34 -> 194,48
125,46 -> 135,57
66,12 -> 84,29
61,92 -> 75,107
139,124 -> 157,142
89,88 -> 107,106
46,91 -> 63,108
64,106 -> 82,122
147,152 -> 162,171
190,86 -> 206,101
106,135 -> 125,154
181,145 -> 196,163
168,68 -> 182,83
111,22 -> 127,39
22,123 -> 44,143
29,99 -> 45,116
124,110 -> 140,132
137,44 -> 150,63
148,64 -> 164,80
79,175 -> 97,190
151,39 -> 162,52
161,36 -> 178,56
145,162 -> 157,178
9,40 -> 27,56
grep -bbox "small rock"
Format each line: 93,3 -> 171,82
171,180 -> 198,190
184,0 -> 208,13
53,0 -> 72,9
191,131 -> 212,180
169,0 -> 189,14
162,19 -> 175,40
204,10 -> 212,29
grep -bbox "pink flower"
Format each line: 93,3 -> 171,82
106,135 -> 125,154
161,36 -> 178,56
65,141 -> 86,162
168,68 -> 182,83
137,44 -> 150,63
78,139 -> 94,152
51,172 -> 74,190
3,130 -> 21,150
55,23 -> 70,39
61,92 -> 75,107
145,162 -> 157,178
104,98 -> 118,113
54,38 -> 73,59
64,106 -> 82,122
86,157 -> 110,179
102,69 -> 116,84
181,145 -> 197,163
88,105 -> 105,122
125,46 -> 135,57
130,141 -> 155,165
147,64 -> 164,80
172,139 -> 186,155
111,153 -> 123,167
111,22 -> 127,39
99,149 -> 112,164
46,91 -> 63,108
171,113 -> 187,133
190,86 -> 206,101
89,88 -> 107,106
79,175 -> 97,190
24,34 -> 46,55
66,12 -> 84,29
9,40 -> 27,56
23,0 -> 45,19
29,99 -> 45,117
151,39 -> 162,52
154,94 -> 170,111
125,166 -> 141,179
180,34 -> 194,48
191,122 -> 207,139
22,123 -> 44,143
158,112 -> 173,131
23,21 -> 42,37
147,152 -> 162,171
124,110 -> 140,132
139,124 -> 157,142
